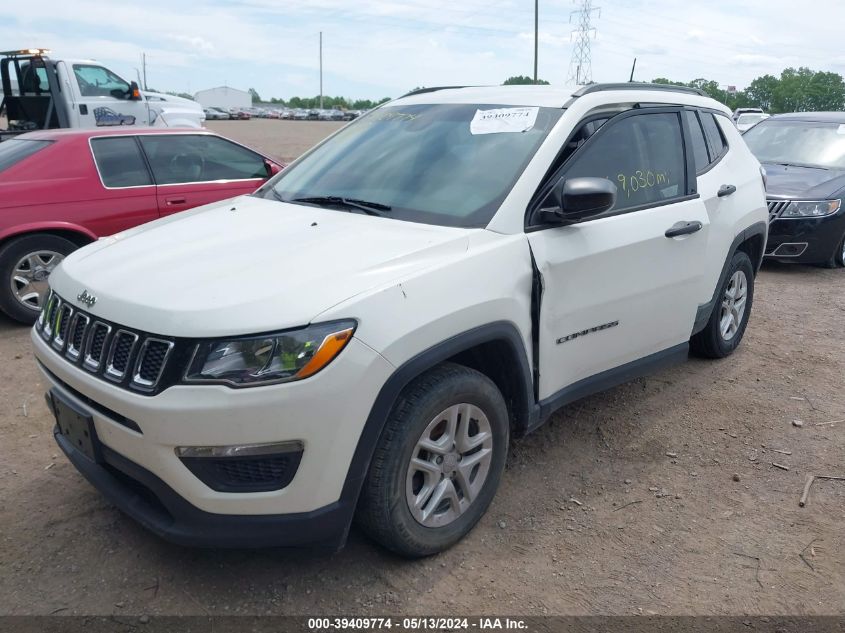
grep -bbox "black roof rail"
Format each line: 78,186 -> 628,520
401,85 -> 471,97
572,82 -> 708,97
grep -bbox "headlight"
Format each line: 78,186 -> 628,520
781,199 -> 841,218
185,320 -> 356,387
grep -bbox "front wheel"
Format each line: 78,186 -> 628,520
691,250 -> 755,358
356,363 -> 509,557
820,231 -> 845,269
0,234 -> 77,324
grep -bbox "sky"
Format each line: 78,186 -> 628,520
3,0 -> 845,101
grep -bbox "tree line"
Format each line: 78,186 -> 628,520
248,88 -> 390,110
652,68 -> 845,113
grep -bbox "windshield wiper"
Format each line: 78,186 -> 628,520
770,161 -> 829,171
290,196 -> 392,216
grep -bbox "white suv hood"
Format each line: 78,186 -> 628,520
50,196 -> 472,337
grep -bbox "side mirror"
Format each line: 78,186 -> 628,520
128,81 -> 142,101
264,159 -> 283,178
541,177 -> 617,224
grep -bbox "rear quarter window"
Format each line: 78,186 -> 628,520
0,139 -> 52,173
700,113 -> 728,161
90,137 -> 153,188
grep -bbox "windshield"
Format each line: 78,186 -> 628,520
737,114 -> 766,125
743,119 -> 845,169
265,103 -> 563,228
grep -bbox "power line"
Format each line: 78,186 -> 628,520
567,0 -> 600,86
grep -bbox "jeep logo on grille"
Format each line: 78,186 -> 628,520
77,290 -> 97,308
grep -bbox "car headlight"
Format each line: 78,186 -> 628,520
185,320 -> 356,387
781,199 -> 841,218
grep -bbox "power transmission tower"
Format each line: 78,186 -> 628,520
566,0 -> 600,86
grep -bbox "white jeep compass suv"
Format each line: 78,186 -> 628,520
32,84 -> 767,557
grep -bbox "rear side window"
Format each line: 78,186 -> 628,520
684,110 -> 710,173
90,137 -> 153,188
563,112 -> 687,213
700,113 -> 728,161
138,135 -> 266,184
0,139 -> 52,173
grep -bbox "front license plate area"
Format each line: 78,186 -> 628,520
50,391 -> 102,463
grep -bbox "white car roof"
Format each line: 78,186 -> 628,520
392,84 -> 731,115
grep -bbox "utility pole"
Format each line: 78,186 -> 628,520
142,52 -> 147,90
319,31 -> 323,110
566,0 -> 600,86
629,57 -> 637,82
533,0 -> 538,84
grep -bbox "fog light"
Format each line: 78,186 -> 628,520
177,441 -> 304,493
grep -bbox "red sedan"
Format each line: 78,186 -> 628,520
0,128 -> 283,323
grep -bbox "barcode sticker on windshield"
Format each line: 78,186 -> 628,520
470,107 -> 539,135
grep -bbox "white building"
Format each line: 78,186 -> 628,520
193,86 -> 251,110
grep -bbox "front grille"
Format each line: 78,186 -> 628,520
84,322 -> 111,371
767,199 -> 790,222
36,291 -> 179,394
66,313 -> 89,361
52,304 -> 73,350
105,330 -> 139,380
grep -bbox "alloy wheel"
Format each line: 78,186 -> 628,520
719,270 -> 748,341
10,250 -> 64,312
405,403 -> 493,528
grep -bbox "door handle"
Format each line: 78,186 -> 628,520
717,184 -> 737,197
165,197 -> 187,206
665,220 -> 703,238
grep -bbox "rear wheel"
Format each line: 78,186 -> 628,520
356,363 -> 509,557
0,234 -> 77,324
691,250 -> 755,359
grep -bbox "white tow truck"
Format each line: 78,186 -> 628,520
0,48 -> 204,141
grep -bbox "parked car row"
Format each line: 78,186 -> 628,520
203,106 -> 363,121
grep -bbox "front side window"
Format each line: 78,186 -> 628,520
90,137 -> 152,188
139,135 -> 267,184
266,103 -> 564,228
73,64 -> 130,98
561,112 -> 687,213
743,119 -> 845,169
0,139 -> 52,173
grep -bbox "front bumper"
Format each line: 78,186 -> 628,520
54,422 -> 352,548
765,211 -> 845,264
33,328 -> 394,547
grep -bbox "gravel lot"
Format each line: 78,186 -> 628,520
1,120 -> 843,617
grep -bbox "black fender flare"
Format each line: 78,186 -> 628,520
692,220 -> 767,335
334,321 -> 534,537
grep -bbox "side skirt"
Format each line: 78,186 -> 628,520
525,342 -> 690,434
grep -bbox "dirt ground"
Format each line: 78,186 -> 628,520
206,118 -> 344,164
1,120 -> 844,617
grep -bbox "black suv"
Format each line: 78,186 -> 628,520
743,112 -> 845,267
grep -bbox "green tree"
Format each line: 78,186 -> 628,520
248,87 -> 262,104
746,74 -> 778,112
503,75 -> 550,85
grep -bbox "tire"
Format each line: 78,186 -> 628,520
690,250 -> 755,359
819,232 -> 845,269
0,234 -> 77,325
355,362 -> 509,558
